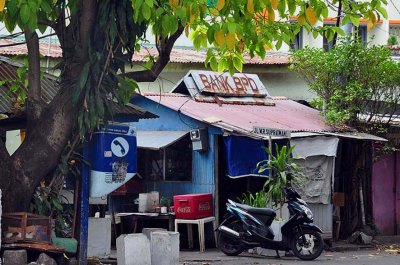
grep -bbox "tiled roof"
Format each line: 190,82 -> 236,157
0,39 -> 289,65
0,39 -> 62,58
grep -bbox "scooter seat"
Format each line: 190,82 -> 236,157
235,203 -> 276,217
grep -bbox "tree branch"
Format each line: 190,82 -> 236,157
25,29 -> 43,125
78,0 -> 97,63
121,24 -> 184,82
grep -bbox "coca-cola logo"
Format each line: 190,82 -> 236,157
177,207 -> 191,213
198,202 -> 210,211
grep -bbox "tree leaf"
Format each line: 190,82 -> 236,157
305,6 -> 317,25
217,0 -> 225,11
0,0 -> 5,12
376,6 -> 388,19
214,30 -> 225,46
20,4 -> 31,24
78,63 -> 90,89
271,0 -> 279,10
247,0 -> 254,15
350,14 -> 360,27
226,32 -> 236,50
298,14 -> 305,26
142,3 -> 151,20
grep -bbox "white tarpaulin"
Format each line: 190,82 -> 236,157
291,136 -> 339,159
291,136 -> 339,204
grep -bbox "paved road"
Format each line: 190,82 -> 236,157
180,249 -> 400,265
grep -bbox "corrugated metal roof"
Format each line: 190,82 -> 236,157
142,93 -> 338,136
137,130 -> 188,149
0,56 -> 58,115
0,39 -> 289,65
0,56 -> 156,120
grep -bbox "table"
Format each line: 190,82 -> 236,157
116,212 -> 176,233
175,216 -> 217,252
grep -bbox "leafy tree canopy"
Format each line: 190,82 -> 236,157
290,38 -> 400,131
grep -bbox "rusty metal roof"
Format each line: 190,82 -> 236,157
0,39 -> 289,65
142,93 -> 337,136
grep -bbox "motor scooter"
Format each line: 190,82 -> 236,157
216,187 -> 324,260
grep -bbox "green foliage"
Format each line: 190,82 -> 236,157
30,183 -> 73,237
160,196 -> 171,207
238,190 -> 267,208
257,144 -> 305,207
129,0 -> 385,75
290,37 -> 400,128
388,35 -> 399,46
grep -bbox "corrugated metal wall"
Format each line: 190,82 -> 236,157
308,203 -> 333,238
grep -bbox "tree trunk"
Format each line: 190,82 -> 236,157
0,81 -> 77,212
0,0 -> 97,212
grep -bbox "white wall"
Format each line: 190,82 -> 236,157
5,130 -> 22,155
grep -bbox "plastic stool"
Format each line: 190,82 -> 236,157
174,216 -> 217,252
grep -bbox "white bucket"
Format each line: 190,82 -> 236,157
138,193 -> 149,212
147,191 -> 159,212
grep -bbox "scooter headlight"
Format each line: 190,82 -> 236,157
300,205 -> 313,220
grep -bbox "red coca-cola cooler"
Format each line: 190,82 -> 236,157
173,193 -> 213,219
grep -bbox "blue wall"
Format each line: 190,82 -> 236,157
131,95 -> 222,199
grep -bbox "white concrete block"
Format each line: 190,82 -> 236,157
117,234 -> 151,265
88,217 -> 111,258
142,228 -> 166,241
150,231 -> 179,265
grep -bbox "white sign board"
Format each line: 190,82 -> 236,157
253,126 -> 291,138
190,70 -> 269,97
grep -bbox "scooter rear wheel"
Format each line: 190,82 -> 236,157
217,220 -> 244,256
291,229 -> 324,260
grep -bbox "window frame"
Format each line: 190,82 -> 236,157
137,136 -> 193,182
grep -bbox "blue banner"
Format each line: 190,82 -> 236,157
224,136 -> 268,178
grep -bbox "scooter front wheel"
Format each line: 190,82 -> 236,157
291,229 -> 324,260
217,220 -> 244,256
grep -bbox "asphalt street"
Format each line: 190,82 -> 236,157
179,249 -> 400,265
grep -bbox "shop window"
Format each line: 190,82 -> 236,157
389,24 -> 400,42
290,28 -> 303,50
356,25 -> 368,46
138,136 -> 192,182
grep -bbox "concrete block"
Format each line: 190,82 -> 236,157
150,231 -> 179,265
117,234 -> 151,265
142,228 -> 166,241
36,253 -> 57,265
3,250 -> 27,265
88,217 -> 111,258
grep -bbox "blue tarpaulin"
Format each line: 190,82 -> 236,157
224,136 -> 269,178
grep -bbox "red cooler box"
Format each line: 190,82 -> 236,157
173,193 -> 213,219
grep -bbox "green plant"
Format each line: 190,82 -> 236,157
257,144 -> 305,207
160,196 -> 171,207
238,190 -> 267,208
388,35 -> 399,46
29,182 -> 73,238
